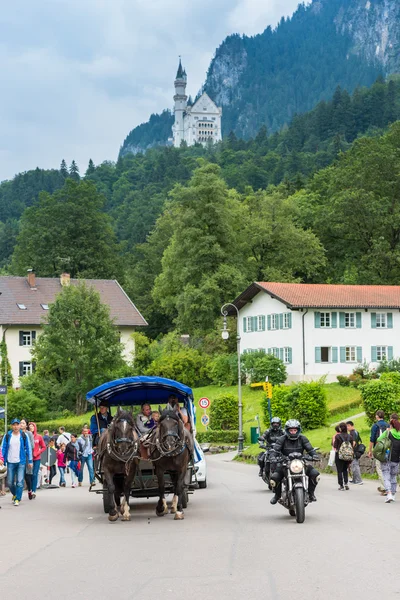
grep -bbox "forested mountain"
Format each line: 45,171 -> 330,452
120,0 -> 400,154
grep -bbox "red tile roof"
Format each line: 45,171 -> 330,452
232,282 -> 400,310
0,276 -> 148,326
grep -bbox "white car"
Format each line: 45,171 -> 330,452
194,439 -> 207,489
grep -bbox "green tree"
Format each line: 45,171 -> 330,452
85,159 -> 95,177
11,179 -> 122,279
0,339 -> 13,387
60,159 -> 69,178
32,283 -> 125,413
69,160 -> 80,181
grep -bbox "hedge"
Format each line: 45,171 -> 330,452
261,381 -> 328,430
196,430 -> 244,444
360,379 -> 400,425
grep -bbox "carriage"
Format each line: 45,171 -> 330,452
86,376 -> 199,514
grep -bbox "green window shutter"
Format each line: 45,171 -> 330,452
288,348 -> 292,364
388,346 -> 394,360
332,347 -> 338,363
387,313 -> 393,329
19,362 -> 24,377
287,313 -> 292,329
19,331 -> 24,346
32,361 -> 36,372
243,318 -> 247,333
261,315 -> 266,331
279,314 -> 284,329
371,313 -> 377,328
314,312 -> 321,328
252,317 -> 258,332
371,346 -> 377,362
315,347 -> 321,363
279,348 -> 284,361
32,331 -> 36,343
356,347 -> 362,363
339,312 -> 345,328
356,312 -> 362,329
340,347 -> 346,363
331,312 -> 337,328
267,315 -> 271,331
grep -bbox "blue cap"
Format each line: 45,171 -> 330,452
10,418 -> 20,424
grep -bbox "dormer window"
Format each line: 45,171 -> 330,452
17,303 -> 27,310
41,304 -> 49,310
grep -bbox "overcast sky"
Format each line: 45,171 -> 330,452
0,0 -> 303,182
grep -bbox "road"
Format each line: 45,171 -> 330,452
1,453 -> 399,600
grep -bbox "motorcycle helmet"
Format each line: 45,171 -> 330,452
285,419 -> 301,440
270,417 -> 281,431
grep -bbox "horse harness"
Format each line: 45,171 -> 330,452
105,418 -> 139,464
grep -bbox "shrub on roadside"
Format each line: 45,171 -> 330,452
6,388 -> 47,422
261,381 -> 327,430
242,352 -> 287,385
209,393 -> 239,430
360,380 -> 400,425
197,430 -> 243,444
337,375 -> 350,387
145,347 -> 211,388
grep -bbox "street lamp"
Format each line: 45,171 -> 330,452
221,303 -> 244,453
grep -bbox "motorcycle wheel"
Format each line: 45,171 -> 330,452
294,487 -> 305,523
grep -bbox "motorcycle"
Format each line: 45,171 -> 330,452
272,449 -> 320,524
258,440 -> 278,490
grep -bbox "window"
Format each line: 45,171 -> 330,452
345,312 -> 355,328
17,303 -> 27,310
321,347 -> 331,363
41,304 -> 49,310
283,313 -> 291,329
376,346 -> 387,361
376,313 -> 386,328
271,314 -> 278,330
272,348 -> 279,358
245,317 -> 254,332
20,362 -> 33,376
320,312 -> 331,328
21,331 -> 31,346
283,347 -> 292,364
345,346 -> 356,362
257,315 -> 265,331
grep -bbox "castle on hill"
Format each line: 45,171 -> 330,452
172,59 -> 222,148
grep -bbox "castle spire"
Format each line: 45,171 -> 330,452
176,57 -> 184,79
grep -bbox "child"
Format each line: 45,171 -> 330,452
65,434 -> 80,488
151,411 -> 160,425
47,439 -> 57,484
57,443 -> 67,487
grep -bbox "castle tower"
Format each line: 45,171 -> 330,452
172,58 -> 187,148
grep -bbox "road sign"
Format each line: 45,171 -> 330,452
0,407 -> 4,419
201,414 -> 210,427
0,386 -> 7,395
199,397 -> 210,409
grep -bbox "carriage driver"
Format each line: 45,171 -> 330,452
90,401 -> 112,447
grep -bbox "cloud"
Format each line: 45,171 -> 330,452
0,0 -> 302,182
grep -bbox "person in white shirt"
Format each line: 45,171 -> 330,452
56,426 -> 71,448
1,419 -> 33,506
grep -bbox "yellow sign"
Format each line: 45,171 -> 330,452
266,382 -> 273,399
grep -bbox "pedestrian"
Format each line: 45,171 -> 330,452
57,426 -> 71,449
57,443 -> 67,487
379,413 -> 400,503
0,446 -> 6,506
368,410 -> 389,495
47,439 -> 57,484
28,422 -> 46,498
50,430 -> 58,446
77,426 -> 95,487
42,430 -> 50,446
1,418 -> 33,506
347,421 -> 363,485
334,422 -> 354,491
20,419 -> 35,499
65,434 -> 80,488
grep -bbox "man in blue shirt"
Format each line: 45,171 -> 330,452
1,418 -> 33,505
90,401 -> 112,447
368,410 -> 389,494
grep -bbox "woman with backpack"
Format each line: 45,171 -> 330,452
377,414 -> 400,503
334,422 -> 355,491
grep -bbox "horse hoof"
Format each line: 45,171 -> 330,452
156,509 -> 165,517
174,511 -> 184,520
170,506 -> 176,514
108,513 -> 119,522
121,515 -> 131,522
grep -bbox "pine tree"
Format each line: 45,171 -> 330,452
85,159 -> 95,177
69,160 -> 80,181
60,159 -> 69,178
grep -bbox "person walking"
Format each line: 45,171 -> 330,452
379,414 -> 400,503
0,446 -> 6,507
334,422 -> 354,491
1,419 -> 33,506
368,410 -> 389,494
57,443 -> 67,487
20,419 -> 35,499
77,426 -> 95,487
28,422 -> 46,498
65,434 -> 80,487
42,430 -> 50,446
347,421 -> 364,485
57,427 -> 71,449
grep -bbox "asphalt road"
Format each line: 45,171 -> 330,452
1,453 -> 399,600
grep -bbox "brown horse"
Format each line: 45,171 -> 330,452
97,409 -> 139,522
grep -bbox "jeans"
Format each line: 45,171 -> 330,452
78,455 -> 94,484
381,461 -> 400,495
7,462 -> 25,501
350,458 -> 362,484
335,454 -> 349,487
49,465 -> 56,484
32,459 -> 41,493
58,466 -> 66,485
69,461 -> 80,485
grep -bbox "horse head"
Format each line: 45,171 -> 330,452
109,410 -> 138,460
158,408 -> 184,452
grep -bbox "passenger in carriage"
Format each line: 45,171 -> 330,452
167,395 -> 191,432
90,400 -> 112,448
136,403 -> 153,436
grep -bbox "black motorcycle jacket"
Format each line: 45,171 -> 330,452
260,428 -> 284,446
274,434 -> 315,457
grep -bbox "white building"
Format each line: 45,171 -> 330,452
232,282 -> 400,383
0,273 -> 147,386
172,59 -> 222,148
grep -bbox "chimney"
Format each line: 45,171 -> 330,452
27,269 -> 36,289
60,273 -> 70,287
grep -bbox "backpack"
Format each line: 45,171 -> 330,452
338,435 -> 354,462
373,430 -> 391,463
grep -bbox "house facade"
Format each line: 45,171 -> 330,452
232,282 -> 400,383
0,273 -> 147,386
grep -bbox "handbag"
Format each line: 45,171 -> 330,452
328,449 -> 335,467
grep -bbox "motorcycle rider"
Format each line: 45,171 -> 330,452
258,417 -> 284,477
270,419 -> 319,504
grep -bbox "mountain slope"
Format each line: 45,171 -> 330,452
120,0 -> 399,154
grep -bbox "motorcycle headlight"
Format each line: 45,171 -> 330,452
290,459 -> 303,474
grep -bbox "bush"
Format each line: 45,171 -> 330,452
379,372 -> 400,386
196,430 -> 243,444
261,381 -> 327,430
145,347 -> 211,388
377,358 -> 400,374
209,354 -> 238,386
360,380 -> 400,425
242,352 -> 287,385
263,385 -> 292,425
6,389 -> 47,422
209,394 -> 239,430
337,375 -> 350,387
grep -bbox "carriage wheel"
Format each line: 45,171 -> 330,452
182,490 -> 189,509
103,481 -> 111,514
